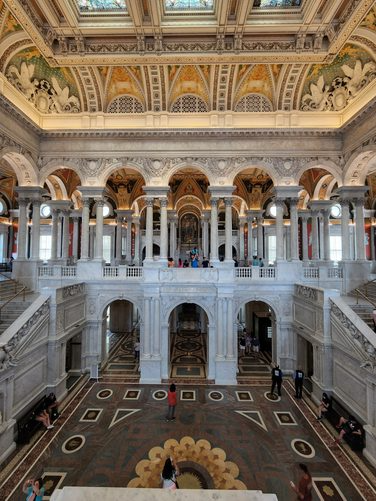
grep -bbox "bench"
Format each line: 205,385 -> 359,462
17,394 -> 59,444
326,396 -> 365,451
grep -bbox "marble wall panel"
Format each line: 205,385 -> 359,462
293,302 -> 315,331
333,356 -> 367,421
64,301 -> 85,330
13,357 -> 46,414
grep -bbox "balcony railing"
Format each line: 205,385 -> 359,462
303,266 -> 343,280
38,266 -> 77,278
235,267 -> 276,279
103,266 -> 143,279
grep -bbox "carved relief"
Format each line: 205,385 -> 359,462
296,284 -> 318,301
62,283 -> 85,298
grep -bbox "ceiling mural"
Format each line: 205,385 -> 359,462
0,1 -> 375,119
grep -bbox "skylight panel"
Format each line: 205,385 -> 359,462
253,0 -> 302,7
77,0 -> 127,12
165,0 -> 214,12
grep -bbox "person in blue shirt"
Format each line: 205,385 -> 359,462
23,478 -> 45,501
252,256 -> 259,266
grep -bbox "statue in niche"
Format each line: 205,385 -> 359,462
181,213 -> 198,244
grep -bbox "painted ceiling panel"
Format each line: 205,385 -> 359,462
76,0 -> 127,11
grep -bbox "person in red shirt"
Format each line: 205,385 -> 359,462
166,383 -> 177,422
290,463 -> 312,501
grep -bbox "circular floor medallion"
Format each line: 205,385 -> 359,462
291,439 -> 315,458
208,391 -> 224,401
153,390 -> 167,400
96,389 -> 113,400
264,391 -> 281,402
175,340 -> 201,352
62,435 -> 86,454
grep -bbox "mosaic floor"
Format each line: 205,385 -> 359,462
1,380 -> 375,500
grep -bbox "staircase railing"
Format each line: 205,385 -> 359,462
354,278 -> 376,307
0,286 -> 26,322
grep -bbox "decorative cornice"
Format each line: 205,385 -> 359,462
39,128 -> 341,140
0,94 -> 42,135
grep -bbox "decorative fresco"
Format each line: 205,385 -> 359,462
107,67 -> 145,107
5,48 -> 80,113
301,43 -> 376,111
235,64 -> 273,103
1,11 -> 23,40
165,0 -> 214,11
76,0 -> 127,11
361,6 -> 376,32
169,65 -> 209,108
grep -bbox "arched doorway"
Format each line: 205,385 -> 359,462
101,299 -> 140,377
237,300 -> 275,379
168,303 -> 208,379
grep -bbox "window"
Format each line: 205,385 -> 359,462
77,0 -> 127,12
165,0 -> 214,11
0,234 -> 3,259
330,235 -> 342,262
330,203 -> 341,218
269,204 -> 277,218
253,0 -> 302,8
40,235 -> 52,261
103,205 -> 110,218
0,200 -> 5,215
40,204 -> 51,218
103,235 -> 112,263
268,235 -> 276,264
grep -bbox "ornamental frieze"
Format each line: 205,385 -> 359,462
295,285 -> 318,302
62,283 -> 85,299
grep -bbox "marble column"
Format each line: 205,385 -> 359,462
311,210 -> 320,261
225,197 -> 233,262
319,215 -> 324,260
80,199 -> 91,260
322,208 -> 331,261
371,222 -> 376,261
31,198 -> 41,260
94,200 -> 104,260
256,213 -> 264,259
290,198 -> 299,261
50,209 -> 59,261
160,198 -> 168,261
216,298 -> 224,358
340,199 -> 351,260
201,211 -> 210,259
61,210 -> 70,260
153,298 -> 160,356
226,298 -> 234,358
210,198 -> 219,262
300,212 -> 309,262
246,213 -> 253,260
72,217 -> 80,261
143,297 -> 151,357
126,214 -> 133,263
354,197 -> 366,260
17,198 -> 28,260
275,200 -> 284,261
133,215 -> 140,264
168,213 -> 177,260
115,216 -> 123,262
239,217 -> 246,262
145,198 -> 154,261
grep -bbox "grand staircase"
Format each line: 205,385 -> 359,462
347,278 -> 376,331
0,277 -> 36,335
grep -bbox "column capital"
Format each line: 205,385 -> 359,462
160,198 -> 168,208
298,210 -> 310,221
144,186 -> 170,198
224,197 -> 233,207
96,199 -> 105,208
48,200 -> 73,211
210,197 -> 219,207
145,197 -> 154,207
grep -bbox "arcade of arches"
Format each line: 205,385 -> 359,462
1,1 -> 376,500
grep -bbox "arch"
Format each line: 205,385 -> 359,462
312,174 -> 335,200
39,161 -> 84,187
343,147 -> 376,186
295,160 -> 343,187
99,160 -> 147,187
45,175 -> 68,200
97,295 -> 142,322
229,161 -> 279,187
166,161 -> 212,186
1,149 -> 38,186
235,296 -> 279,321
164,299 -> 214,326
175,194 -> 204,212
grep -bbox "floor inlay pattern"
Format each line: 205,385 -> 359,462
1,381 -> 375,500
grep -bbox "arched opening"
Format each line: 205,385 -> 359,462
101,299 -> 140,376
237,300 -> 275,379
218,244 -> 237,262
168,303 -> 208,380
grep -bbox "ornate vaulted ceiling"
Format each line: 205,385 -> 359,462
0,0 -> 375,129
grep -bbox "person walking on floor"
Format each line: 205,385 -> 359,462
166,383 -> 177,422
294,368 -> 304,399
290,463 -> 312,501
161,457 -> 180,489
23,478 -> 45,501
270,364 -> 283,396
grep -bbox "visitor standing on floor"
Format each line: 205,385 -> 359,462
294,368 -> 304,399
134,339 -> 140,362
270,364 -> 283,396
23,478 -> 45,501
161,457 -> 180,489
166,383 -> 177,421
290,463 -> 312,501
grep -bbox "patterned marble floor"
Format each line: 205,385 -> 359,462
1,380 -> 375,500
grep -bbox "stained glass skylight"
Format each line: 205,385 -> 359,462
165,0 -> 214,12
77,0 -> 127,12
253,0 -> 302,7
